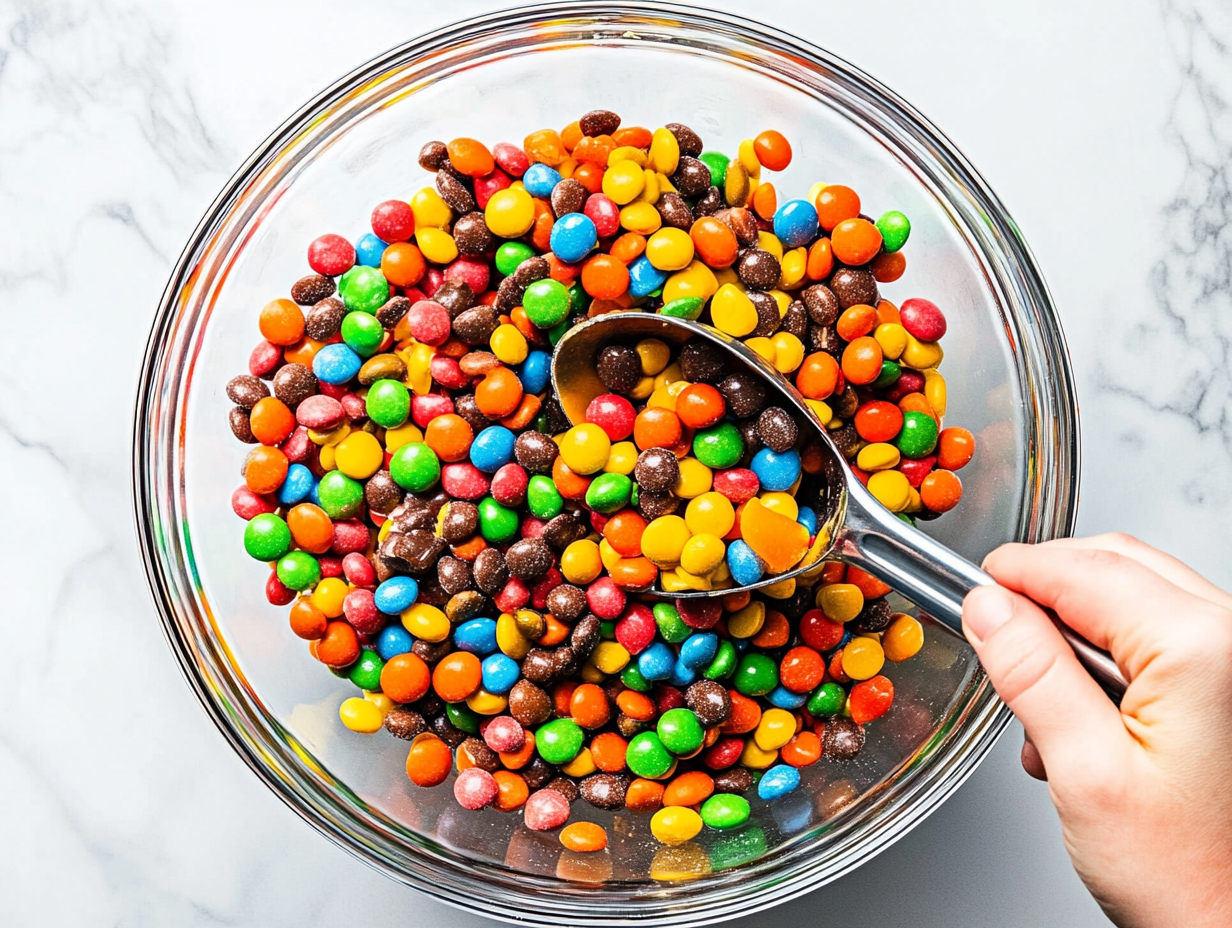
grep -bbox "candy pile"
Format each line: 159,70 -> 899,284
225,113 -> 975,855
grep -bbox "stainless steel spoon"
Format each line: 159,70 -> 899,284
552,312 -> 1126,703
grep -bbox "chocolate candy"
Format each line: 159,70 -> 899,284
472,547 -> 508,594
714,768 -> 755,794
226,374 -> 269,409
634,448 -> 680,493
228,407 -> 255,443
375,295 -> 410,330
756,407 -> 798,454
305,297 -> 346,340
290,274 -> 336,306
272,363 -> 317,406
718,372 -> 768,419
514,431 -> 559,474
829,266 -> 879,309
580,109 -> 621,137
384,708 -> 428,741
737,249 -> 781,289
546,584 -> 587,623
580,773 -> 628,810
418,140 -> 448,171
665,122 -> 703,156
440,500 -> 480,544
672,156 -> 711,197
802,284 -> 840,326
678,340 -> 725,384
596,345 -> 642,394
823,718 -> 866,760
685,680 -> 731,727
509,679 -> 552,727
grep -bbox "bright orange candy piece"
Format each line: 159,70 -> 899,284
609,556 -> 658,590
314,620 -> 359,668
381,241 -> 426,288
675,383 -> 726,429
633,407 -> 683,451
287,502 -> 334,553
871,250 -> 906,283
573,162 -> 606,194
493,770 -> 530,811
560,821 -> 608,853
612,126 -> 653,149
753,130 -> 793,171
624,778 -> 665,813
447,138 -> 495,177
815,184 -> 861,231
581,253 -> 630,300
835,304 -> 878,342
937,427 -> 976,471
552,456 -> 592,500
259,299 -> 305,346
406,734 -> 453,787
841,336 -> 884,385
570,683 -> 611,729
781,730 -> 823,767
590,732 -> 629,772
524,129 -> 566,166
432,651 -> 482,703
921,469 -> 963,512
282,338 -> 325,368
796,351 -> 840,400
751,610 -> 790,649
739,498 -> 810,574
720,691 -> 762,734
751,183 -> 777,221
690,217 -> 739,268
603,510 -> 647,557
475,367 -> 524,418
830,217 -> 883,266
616,690 -> 657,722
664,770 -> 715,806
779,646 -> 825,693
846,565 -> 892,599
380,653 -> 431,703
806,237 -> 834,280
538,614 -> 570,646
425,414 -> 475,462
560,121 -> 584,152
573,135 -> 615,167
288,598 -> 327,640
244,445 -> 288,494
610,232 -> 646,264
499,731 -> 536,771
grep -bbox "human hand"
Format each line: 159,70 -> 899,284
962,534 -> 1232,928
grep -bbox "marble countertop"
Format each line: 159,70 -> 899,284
3,1 -> 1229,925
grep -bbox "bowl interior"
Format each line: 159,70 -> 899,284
137,5 -> 1075,925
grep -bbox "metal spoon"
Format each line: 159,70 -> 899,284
552,312 -> 1126,703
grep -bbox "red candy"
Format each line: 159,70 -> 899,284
899,298 -> 947,342
442,463 -> 490,499
712,468 -> 759,504
677,598 -> 721,630
482,716 -> 526,753
531,568 -> 563,610
523,785 -> 570,830
899,455 -> 937,488
493,141 -> 530,178
473,168 -> 511,208
703,736 -> 744,769
584,194 -> 621,237
585,393 -> 636,441
342,551 -> 376,587
319,555 -> 344,579
849,674 -> 895,724
430,355 -> 471,390
453,767 -> 499,810
340,392 -> 367,422
445,257 -> 490,293
615,604 -> 656,655
800,608 -> 845,651
343,589 -> 383,634
332,520 -> 371,554
232,486 -> 276,520
296,395 -> 345,430
407,300 -> 452,346
307,233 -> 356,277
370,200 -> 416,243
421,267 -> 444,296
491,463 -> 529,507
654,684 -> 686,715
884,369 -> 925,403
494,577 -> 530,613
280,426 -> 312,463
586,577 -> 626,619
248,340 -> 282,378
266,571 -> 296,606
854,401 -> 903,443
412,394 -> 455,428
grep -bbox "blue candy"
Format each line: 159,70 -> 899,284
731,636 -> 750,653
482,653 -> 520,694
771,791 -> 815,835
307,480 -> 322,508
627,254 -> 668,297
470,425 -> 516,474
773,199 -> 820,248
374,576 -> 419,614
312,343 -> 363,385
766,684 -> 808,709
757,764 -> 801,801
751,448 -> 801,492
796,505 -> 818,535
276,464 -> 315,505
517,350 -> 551,395
726,539 -> 765,587
670,658 -> 699,687
522,163 -> 562,198
376,625 -> 414,660
638,641 -> 676,681
453,618 -> 498,655
549,212 -> 598,264
355,232 -> 388,268
679,632 -> 719,669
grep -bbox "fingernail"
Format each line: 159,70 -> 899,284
964,586 -> 1015,644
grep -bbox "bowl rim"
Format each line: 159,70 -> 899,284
132,2 -> 1080,924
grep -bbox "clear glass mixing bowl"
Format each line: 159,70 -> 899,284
132,3 -> 1078,924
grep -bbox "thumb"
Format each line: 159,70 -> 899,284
963,584 -> 1129,780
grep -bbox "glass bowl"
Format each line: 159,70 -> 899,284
132,3 -> 1078,925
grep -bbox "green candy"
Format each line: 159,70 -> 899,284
348,649 -> 384,690
276,550 -> 320,590
243,513 -> 291,561
585,472 -> 633,513
872,359 -> 901,390
807,681 -> 846,717
621,664 -> 652,693
548,319 -> 571,346
734,652 -> 779,696
365,379 -> 410,428
625,731 -> 674,778
537,718 -> 584,764
339,265 -> 389,314
495,241 -> 536,276
478,497 -> 519,543
526,474 -> 564,519
709,826 -> 767,871
653,603 -> 691,644
699,151 -> 730,188
896,410 -> 939,459
447,702 -> 481,734
657,708 -> 704,755
700,794 -> 751,830
389,442 -> 441,492
567,281 -> 589,316
659,296 -> 704,320
875,210 -> 911,253
340,311 -> 384,358
522,278 -> 571,328
693,422 -> 744,469
897,512 -> 917,526
316,471 -> 364,519
703,640 -> 738,680
599,620 -> 617,639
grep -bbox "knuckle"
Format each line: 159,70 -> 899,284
1097,531 -> 1144,553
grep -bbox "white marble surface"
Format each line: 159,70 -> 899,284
1,0 -> 1229,925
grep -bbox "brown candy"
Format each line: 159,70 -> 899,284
665,122 -> 703,156
514,431 -> 559,475
305,297 -> 346,340
433,279 -> 475,317
546,584 -> 587,624
781,300 -> 809,340
430,713 -> 468,746
511,256 -> 550,286
550,178 -> 587,218
749,291 -> 781,338
445,591 -> 485,624
545,777 -> 580,803
737,249 -> 781,289
722,207 -> 760,246
656,192 -> 693,230
829,266 -> 879,309
580,109 -> 621,137
552,646 -> 579,677
823,718 -> 865,760
808,323 -> 843,356
358,353 -> 408,387
737,420 -> 763,458
453,212 -> 495,255
272,363 -> 317,406
472,547 -> 508,594
506,538 -> 554,581
376,295 -> 410,330
418,140 -> 448,171
364,470 -> 404,514
383,709 -> 427,740
452,306 -> 500,345
678,340 -> 726,384
685,680 -> 731,727
852,597 -> 893,633
290,274 -> 336,306
453,394 -> 493,435
438,556 -> 473,595
596,345 -> 642,394
382,530 -> 446,576
637,491 -> 679,520
757,407 -> 798,453
832,385 -> 860,419
521,648 -> 557,686
671,156 -> 711,197
541,511 -> 589,550
440,500 -> 480,544
461,737 -> 501,772
694,186 -> 724,217
830,423 -> 861,461
615,713 -> 646,739
580,773 -> 628,810
718,372 -> 767,419
570,614 -> 601,660
802,284 -> 840,325
509,679 -> 553,727
226,374 -> 270,409
522,756 -> 556,789
228,407 -> 256,443
634,448 -> 680,493
714,768 -> 755,794
436,169 -> 476,214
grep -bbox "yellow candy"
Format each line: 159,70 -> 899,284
561,747 -> 597,778
868,469 -> 912,512
629,376 -> 655,401
807,181 -> 827,203
754,708 -> 798,751
619,201 -> 662,235
490,323 -> 528,365
650,844 -> 712,882
924,370 -> 947,416
377,519 -> 394,543
466,688 -> 508,715
779,247 -> 808,289
756,230 -> 783,260
711,559 -> 731,583
318,444 -> 337,471
769,290 -> 791,314
648,128 -> 681,175
410,187 -> 452,229
669,566 -> 712,591
653,361 -> 683,390
770,332 -> 805,373
604,441 -> 639,475
405,341 -> 435,395
608,145 -> 648,167
674,457 -> 713,499
760,577 -> 797,599
384,421 -> 423,452
744,336 -> 776,363
650,806 -> 703,846
739,739 -> 778,769
805,399 -> 833,427
727,601 -> 766,638
641,515 -> 691,567
402,603 -> 450,642
856,442 -> 901,472
884,613 -> 925,662
636,169 -> 661,205
842,636 -> 886,680
484,187 -> 536,238
559,423 -> 611,474
679,533 -> 725,576
561,539 -> 603,584
758,491 -> 798,520
363,691 -> 395,715
816,583 -> 864,623
874,322 -> 908,360
737,138 -> 761,177
311,577 -> 348,618
645,227 -> 695,271
496,613 -> 532,659
558,157 -> 578,178
592,641 -> 631,674
684,492 -> 736,536
598,538 -> 623,572
602,159 -> 647,204
712,265 -> 740,288
905,486 -> 924,514
636,338 -> 671,376
339,697 -> 384,734
416,227 -> 458,265
308,422 -> 350,446
579,662 -> 606,684
661,260 -> 718,304
709,283 -> 758,337
901,333 -> 944,371
334,430 -> 384,479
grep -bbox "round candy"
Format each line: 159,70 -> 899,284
693,423 -> 743,469
390,443 -> 441,492
650,806 -> 702,846
559,423 -> 611,475
523,162 -> 563,197
454,767 -> 499,810
772,199 -> 819,248
478,497 -> 520,543
470,426 -> 517,474
348,649 -> 384,690
537,718 -> 585,764
316,471 -> 364,519
276,550 -> 320,591
626,731 -> 674,778
312,343 -> 362,385
734,652 -> 779,696
750,447 -> 801,492
454,618 -> 498,655
700,793 -> 750,829
517,350 -> 551,395
585,472 -> 632,514
628,254 -> 669,297
485,187 -> 536,238
338,265 -> 389,314
244,513 -> 291,561
495,241 -> 536,275
523,787 -> 571,831
376,625 -> 414,660
355,232 -> 387,268
657,707 -> 704,754
481,653 -> 521,694
586,394 -> 636,441
757,764 -> 801,801
896,410 -> 939,459
366,379 -> 410,428
549,212 -> 598,264
637,641 -> 676,681
876,210 -> 911,253
522,278 -> 572,329
726,539 -> 764,586
308,233 -> 355,276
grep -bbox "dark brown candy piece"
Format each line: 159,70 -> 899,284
430,713 -> 468,747
829,266 -> 879,309
545,777 -> 580,803
414,579 -> 450,607
685,680 -> 731,727
509,679 -> 553,727
290,274 -> 336,306
671,156 -> 711,197
637,491 -> 679,520
541,511 -> 590,551
580,773 -> 628,810
228,407 -> 256,443
440,500 -> 480,544
452,306 -> 500,345
737,249 -> 781,289
438,556 -> 474,595
511,256 -> 551,286
412,692 -> 445,717
665,122 -> 703,156
461,737 -> 501,772
779,586 -> 815,620
718,372 -> 767,419
384,709 -> 427,740
522,756 -> 556,789
832,385 -> 860,419
749,291 -> 782,338
615,713 -> 646,739
226,374 -> 270,409
358,353 -> 408,387
694,185 -> 724,217
272,363 -> 317,406
679,340 -> 726,384
514,431 -> 559,475
580,109 -> 621,137
433,279 -> 475,317
435,169 -> 475,214
540,395 -> 571,435
724,207 -> 760,246
472,547 -> 508,594
808,323 -> 843,356
781,300 -> 809,339
506,538 -> 554,581
495,275 -> 527,314
306,297 -> 346,340
453,393 -> 493,435
546,584 -> 587,624
551,645 -> 579,677
520,648 -> 557,686
823,718 -> 866,760
714,768 -> 755,794
634,448 -> 680,492
737,420 -> 763,458
445,591 -> 485,624
550,178 -> 587,218
830,423 -> 861,461
453,211 -> 495,255
656,192 -> 693,230
376,295 -> 410,329
802,284 -> 840,326
757,407 -> 798,453
596,345 -> 642,394
391,502 -> 436,534
437,156 -> 468,184
418,140 -> 448,171
570,614 -> 601,660
852,597 -> 893,633
383,530 -> 446,576
373,554 -> 396,584
364,470 -> 404,514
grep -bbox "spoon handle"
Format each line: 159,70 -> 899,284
834,481 -> 1127,704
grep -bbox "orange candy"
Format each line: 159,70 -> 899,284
835,304 -> 878,342
282,337 -> 326,367
753,130 -> 793,171
560,121 -> 584,152
447,138 -> 495,176
815,184 -> 861,231
288,598 -> 327,640
406,734 -> 453,788
796,351 -> 840,400
663,770 -> 714,807
751,182 -> 777,221
432,651 -> 482,703
898,392 -> 937,423
616,690 -> 657,722
780,731 -> 823,768
248,396 -> 295,446
830,217 -> 883,266
244,445 -> 288,494
524,129 -> 566,165
875,299 -> 902,325
287,503 -> 334,554
474,367 -> 524,418
500,394 -> 541,431
552,456 -> 592,500
633,407 -> 683,451
603,510 -> 647,557
548,253 -> 579,282
920,469 -> 963,513
538,614 -> 570,646
553,680 -> 578,719
675,383 -> 726,429
499,731 -> 536,771
314,620 -> 360,668
531,198 -> 554,252
608,556 -> 658,590
381,241 -> 427,287
751,610 -> 790,649
380,653 -> 431,703
610,232 -> 647,264
425,414 -> 475,462
560,821 -> 608,853
573,135 -> 615,167
871,250 -> 906,283
846,565 -> 892,599
806,237 -> 834,280
938,427 -> 976,471
690,217 -> 739,268
612,126 -> 653,149
624,778 -> 665,813
590,732 -> 629,772
573,162 -> 606,194
259,299 -> 305,346
493,770 -> 530,811
581,253 -> 630,300
841,336 -> 884,385
720,691 -> 762,734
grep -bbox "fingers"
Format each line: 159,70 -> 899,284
1021,734 -> 1047,780
963,585 -> 1129,782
